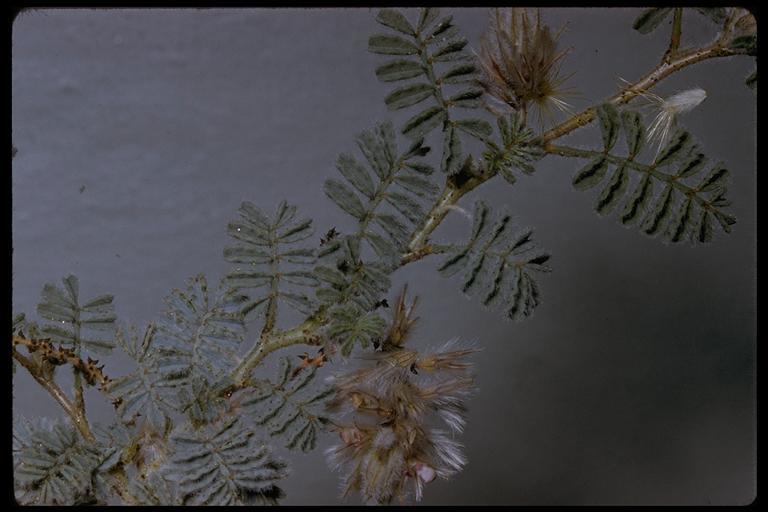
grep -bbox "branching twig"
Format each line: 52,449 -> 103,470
12,335 -> 141,503
232,314 -> 325,386
400,243 -> 452,266
538,45 -> 747,144
663,8 -> 683,64
12,335 -> 111,389
12,348 -> 92,440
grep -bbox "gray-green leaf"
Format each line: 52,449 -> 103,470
368,34 -> 419,55
384,83 -> 436,110
376,8 -> 416,36
597,103 -> 620,151
324,180 -> 366,220
572,157 -> 609,190
402,106 -> 446,139
375,59 -> 425,82
632,8 -> 673,34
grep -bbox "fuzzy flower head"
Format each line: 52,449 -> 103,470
477,8 -> 574,125
325,287 -> 479,504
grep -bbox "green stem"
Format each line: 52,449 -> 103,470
232,313 -> 327,386
71,310 -> 90,437
12,348 -> 94,441
663,8 -> 683,64
400,243 -> 452,265
408,156 -> 496,253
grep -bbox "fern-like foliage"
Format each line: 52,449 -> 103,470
369,8 -> 492,174
177,375 -> 235,425
128,472 -> 179,506
326,304 -> 388,355
224,200 -> 318,320
14,417 -> 103,505
318,121 -> 435,351
239,356 -> 334,452
314,239 -> 392,312
91,421 -> 132,474
165,415 -> 288,505
483,113 -> 545,184
438,200 -> 552,321
35,274 -> 116,356
324,121 -> 437,265
90,422 -> 135,503
92,421 -> 181,505
105,323 -> 177,433
568,104 -> 737,244
153,274 -> 247,392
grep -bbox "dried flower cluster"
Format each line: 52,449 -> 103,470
325,288 -> 479,504
477,8 -> 573,124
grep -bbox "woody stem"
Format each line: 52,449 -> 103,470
12,347 -> 94,442
663,8 -> 683,64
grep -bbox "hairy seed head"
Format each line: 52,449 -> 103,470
325,287 -> 479,504
477,8 -> 574,125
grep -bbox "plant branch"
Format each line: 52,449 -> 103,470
226,13 -> 749,388
538,43 -> 747,144
400,243 -> 452,265
663,8 -> 683,64
70,311 -> 91,439
409,24 -> 748,253
73,371 -> 86,422
12,347 -> 94,441
12,334 -> 150,504
229,240 -> 452,388
407,160 -> 491,252
232,313 -> 326,386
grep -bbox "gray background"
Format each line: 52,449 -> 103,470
11,8 -> 756,506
